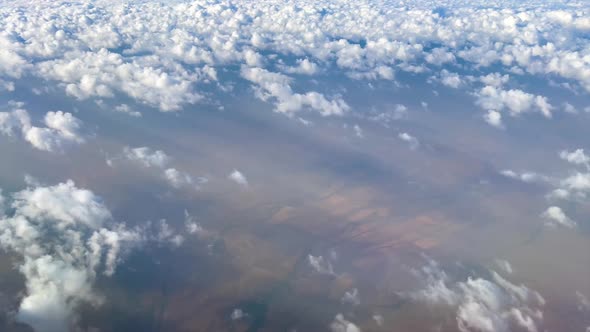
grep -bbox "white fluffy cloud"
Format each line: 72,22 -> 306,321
542,206 -> 577,228
241,66 -> 349,116
330,314 -> 361,332
560,149 -> 590,168
410,258 -> 545,332
228,169 -> 248,187
122,146 -> 170,168
341,288 -> 360,306
484,110 -> 503,128
399,132 -> 419,150
476,86 -> 553,119
0,0 -> 586,122
0,109 -> 85,152
308,254 -> 334,275
118,146 -> 202,190
0,181 -> 141,332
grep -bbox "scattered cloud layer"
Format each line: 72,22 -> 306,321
410,258 -> 545,332
111,146 -> 204,190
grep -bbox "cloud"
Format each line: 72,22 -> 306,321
410,258 -> 545,332
0,109 -> 85,152
228,169 -> 248,187
499,170 -> 551,184
329,314 -> 361,332
231,308 -> 246,320
153,219 -> 184,247
341,288 -> 360,306
0,180 -> 142,332
559,172 -> 590,197
439,70 -> 463,88
282,58 -> 319,75
577,291 -> 590,312
308,254 -> 334,275
118,146 -> 203,190
122,146 -> 170,168
495,259 -> 513,275
353,124 -> 363,138
240,66 -> 348,116
0,0 -> 588,127
541,206 -> 576,228
484,110 -> 503,128
164,168 -> 195,189
560,149 -> 590,168
399,132 -> 419,150
475,86 -> 553,118
37,49 -> 202,112
184,210 -> 205,236
114,104 -> 141,117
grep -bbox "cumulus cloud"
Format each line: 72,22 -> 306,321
164,168 -> 195,189
231,308 -> 246,320
410,258 -> 545,332
122,146 -> 170,168
0,109 -> 85,152
228,169 -> 248,187
0,0 -> 587,126
37,49 -> 202,112
0,181 -> 142,332
560,149 -> 590,168
475,86 -> 553,118
484,110 -> 503,128
184,210 -> 204,236
281,58 -> 319,75
308,254 -> 334,275
330,314 -> 361,332
241,66 -> 348,116
353,124 -> 363,138
341,288 -> 360,306
542,206 -> 576,228
399,132 -> 419,150
118,146 -> 202,190
495,259 -> 513,275
438,70 -> 463,88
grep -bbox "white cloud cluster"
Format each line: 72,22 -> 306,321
228,169 -> 248,187
502,147 -> 590,230
0,109 -> 84,152
117,146 -> 203,189
476,86 -> 553,119
308,254 -> 335,275
341,288 -> 360,306
241,66 -> 348,116
560,149 -> 590,169
542,206 -> 577,228
329,313 -> 361,332
0,0 -> 587,122
0,181 -> 141,332
410,258 -> 545,332
399,132 -> 419,150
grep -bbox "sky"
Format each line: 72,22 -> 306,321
0,0 -> 589,331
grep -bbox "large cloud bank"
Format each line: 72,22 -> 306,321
0,0 -> 588,123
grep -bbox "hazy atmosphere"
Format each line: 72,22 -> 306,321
0,0 -> 589,331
